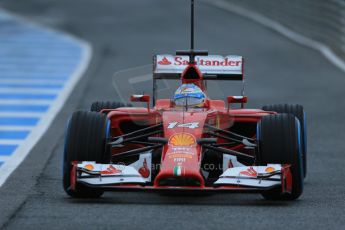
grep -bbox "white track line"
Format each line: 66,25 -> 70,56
0,140 -> 24,145
0,126 -> 34,131
0,99 -> 52,105
207,0 -> 345,73
0,112 -> 43,118
0,9 -> 92,186
0,88 -> 59,94
0,79 -> 65,84
0,157 -> 11,162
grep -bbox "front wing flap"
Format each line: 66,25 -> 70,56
72,161 -> 292,194
76,162 -> 147,186
215,165 -> 282,187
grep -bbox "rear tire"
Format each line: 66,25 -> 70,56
258,114 -> 303,200
262,104 -> 307,177
63,111 -> 110,198
90,101 -> 131,112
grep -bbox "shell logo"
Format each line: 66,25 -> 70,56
169,133 -> 196,146
84,164 -> 94,171
265,167 -> 276,173
168,153 -> 193,159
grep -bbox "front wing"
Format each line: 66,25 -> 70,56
71,162 -> 292,194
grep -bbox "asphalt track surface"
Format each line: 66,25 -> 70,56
0,0 -> 345,229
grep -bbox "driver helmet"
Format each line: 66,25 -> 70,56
173,83 -> 206,107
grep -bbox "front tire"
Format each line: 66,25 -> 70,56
258,114 -> 304,200
262,104 -> 307,178
63,111 -> 110,198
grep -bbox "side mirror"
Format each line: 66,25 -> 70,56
227,96 -> 248,110
130,94 -> 150,111
227,96 -> 248,104
131,94 -> 150,102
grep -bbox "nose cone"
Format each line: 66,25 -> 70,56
154,111 -> 208,187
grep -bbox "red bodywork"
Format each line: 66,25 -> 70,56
82,63 -> 292,192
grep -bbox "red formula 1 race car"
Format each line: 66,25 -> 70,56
62,1 -> 307,200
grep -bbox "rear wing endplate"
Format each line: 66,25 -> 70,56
153,55 -> 244,80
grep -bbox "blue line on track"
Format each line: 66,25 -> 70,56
0,76 -> 69,80
0,94 -> 56,100
0,75 -> 70,79
0,145 -> 18,156
0,131 -> 29,139
0,118 -> 39,126
0,105 -> 49,112
0,9 -> 86,183
0,84 -> 63,89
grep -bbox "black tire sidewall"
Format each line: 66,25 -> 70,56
262,104 -> 307,177
62,111 -> 110,198
258,114 -> 303,200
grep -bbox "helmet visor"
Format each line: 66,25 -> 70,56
174,96 -> 204,107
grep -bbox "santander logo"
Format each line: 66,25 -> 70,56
158,57 -> 172,65
175,56 -> 241,67
158,56 -> 241,67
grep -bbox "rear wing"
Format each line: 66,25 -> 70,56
153,55 -> 244,80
